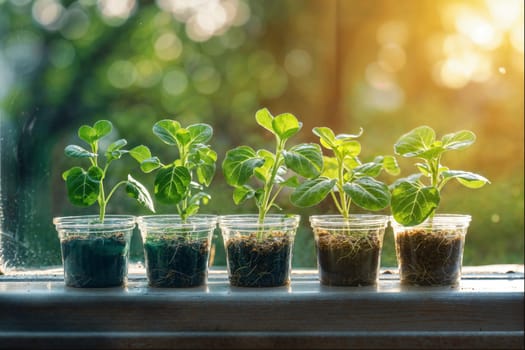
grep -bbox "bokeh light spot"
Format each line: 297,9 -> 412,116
98,0 -> 136,24
155,32 -> 183,61
192,66 -> 221,95
60,7 -> 90,40
365,62 -> 395,90
259,66 -> 288,99
49,40 -> 75,68
32,0 -> 64,30
377,43 -> 406,73
163,69 -> 188,96
284,49 -> 313,77
107,60 -> 137,89
376,20 -> 408,46
135,60 -> 162,88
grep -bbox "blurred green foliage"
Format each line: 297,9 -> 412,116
0,0 -> 523,269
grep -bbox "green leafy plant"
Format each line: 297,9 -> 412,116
130,120 -> 217,221
390,125 -> 490,226
290,127 -> 399,217
222,108 -> 323,223
63,120 -> 155,222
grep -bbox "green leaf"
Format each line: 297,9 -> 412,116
272,113 -> 302,140
441,130 -> 476,151
343,177 -> 390,211
290,177 -> 336,207
141,157 -> 162,173
94,120 -> 112,139
338,140 -> 361,158
222,146 -> 265,186
354,156 -> 400,177
64,166 -> 102,206
78,125 -> 98,144
126,174 -> 155,212
442,170 -> 490,189
415,162 -> 431,177
153,119 -> 181,145
105,138 -> 128,160
233,185 -> 256,205
279,176 -> 300,188
189,191 -> 211,206
154,165 -> 191,204
391,180 -> 440,226
129,145 -> 152,164
335,128 -> 364,141
255,108 -> 274,134
313,127 -> 337,150
187,123 -> 213,145
182,205 -> 200,219
254,149 -> 275,183
382,155 -> 400,176
283,143 -> 323,179
321,156 -> 339,179
195,146 -> 217,186
107,139 -> 127,152
175,128 -> 191,147
343,156 -> 361,172
394,126 -> 436,158
353,161 -> 382,177
64,145 -> 97,158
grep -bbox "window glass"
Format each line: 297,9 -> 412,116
0,0 -> 523,271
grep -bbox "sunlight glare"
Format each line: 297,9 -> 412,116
439,58 -> 471,89
510,23 -> 524,54
485,0 -> 523,30
455,10 -> 501,50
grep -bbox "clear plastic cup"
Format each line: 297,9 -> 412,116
310,215 -> 388,286
219,214 -> 300,287
53,215 -> 135,288
137,215 -> 217,288
391,214 -> 471,286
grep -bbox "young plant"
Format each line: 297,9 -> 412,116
130,120 -> 216,221
222,108 -> 323,223
290,127 -> 399,217
63,120 -> 155,222
390,125 -> 490,226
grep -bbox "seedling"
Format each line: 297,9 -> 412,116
290,127 -> 399,217
390,125 -> 490,226
63,120 -> 154,222
130,120 -> 217,222
222,108 -> 323,223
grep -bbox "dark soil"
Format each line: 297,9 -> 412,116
395,228 -> 464,286
60,233 -> 128,288
316,230 -> 382,286
144,236 -> 210,288
226,232 -> 292,287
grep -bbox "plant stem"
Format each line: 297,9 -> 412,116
330,191 -> 344,214
98,163 -> 110,222
258,139 -> 285,224
336,155 -> 349,219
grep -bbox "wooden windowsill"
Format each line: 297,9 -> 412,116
0,265 -> 523,349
